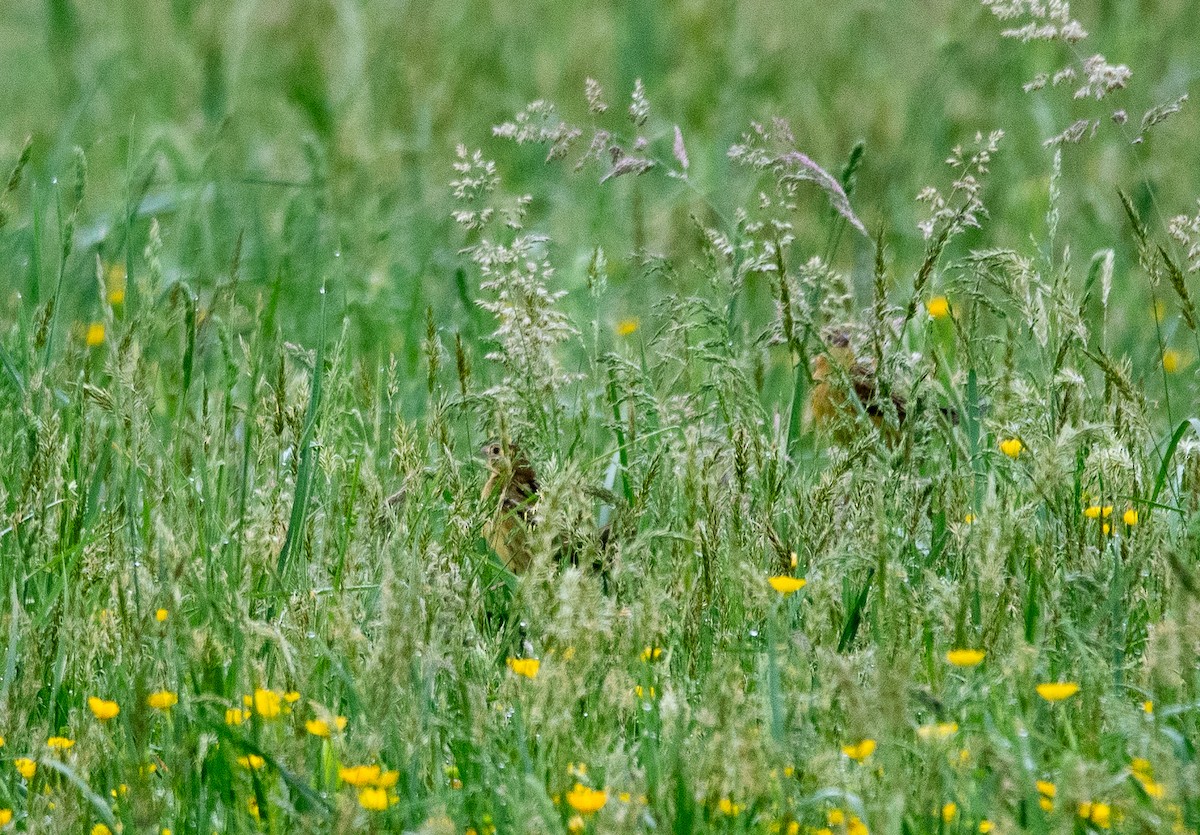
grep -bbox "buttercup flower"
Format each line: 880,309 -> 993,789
1036,682 -> 1080,702
506,658 -> 540,679
566,783 -> 608,814
88,697 -> 120,721
148,690 -> 178,710
340,765 -> 382,787
841,739 -> 876,761
252,689 -> 282,718
358,786 -> 392,810
999,438 -> 1024,458
945,649 -> 985,667
305,716 -> 347,737
927,296 -> 951,318
615,318 -> 639,336
768,576 -> 807,595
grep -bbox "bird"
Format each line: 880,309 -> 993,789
809,328 -> 956,441
480,439 -> 541,574
479,439 -> 613,580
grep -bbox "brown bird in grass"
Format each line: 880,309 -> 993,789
810,330 -> 906,440
810,328 -> 957,441
480,439 -> 613,579
480,439 -> 541,574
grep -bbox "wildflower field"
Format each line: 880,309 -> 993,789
2,1 -> 1200,832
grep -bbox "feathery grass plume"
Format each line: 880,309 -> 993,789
982,0 -> 1131,144
728,118 -> 868,239
1135,94 -> 1188,143
494,79 -> 660,184
916,131 -> 1003,243
909,131 -> 1003,329
1168,201 -> 1200,274
451,145 -> 577,432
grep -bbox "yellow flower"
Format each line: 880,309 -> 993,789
374,770 -> 400,788
1036,780 -> 1057,798
225,708 -> 246,725
841,739 -> 876,761
147,690 -> 178,710
0,809 -> 11,826
0,735 -> 4,747
283,691 -> 301,704
963,513 -> 976,524
1039,796 -> 1053,812
14,758 -> 35,779
1036,682 -> 1080,702
85,322 -> 105,347
247,796 -> 260,819
237,754 -> 265,770
1139,779 -> 1165,799
565,783 -> 608,814
828,809 -> 846,826
1083,505 -> 1113,519
88,697 -> 120,721
942,803 -> 957,823
305,716 -> 347,737
358,786 -> 394,810
1078,802 -> 1092,818
634,685 -> 656,699
999,437 -> 1024,458
847,816 -> 869,835
926,296 -> 951,319
1124,508 -> 1139,526
945,649 -> 985,667
1131,758 -> 1151,776
506,657 -> 540,679
717,797 -> 742,815
917,721 -> 958,741
1162,349 -> 1182,373
47,736 -> 74,750
615,318 -> 640,337
768,576 -> 807,595
252,688 -> 282,718
641,646 -> 662,662
91,825 -> 112,835
978,821 -> 993,833
1089,802 -> 1111,828
339,764 -> 382,787
155,608 -> 168,622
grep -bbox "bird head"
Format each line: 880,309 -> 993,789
812,327 -> 857,381
481,439 -> 525,474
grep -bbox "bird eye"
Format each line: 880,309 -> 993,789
490,445 -> 501,455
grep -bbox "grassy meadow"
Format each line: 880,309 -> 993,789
3,0 -> 1200,832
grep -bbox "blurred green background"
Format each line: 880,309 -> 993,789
1,0 -> 1198,377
